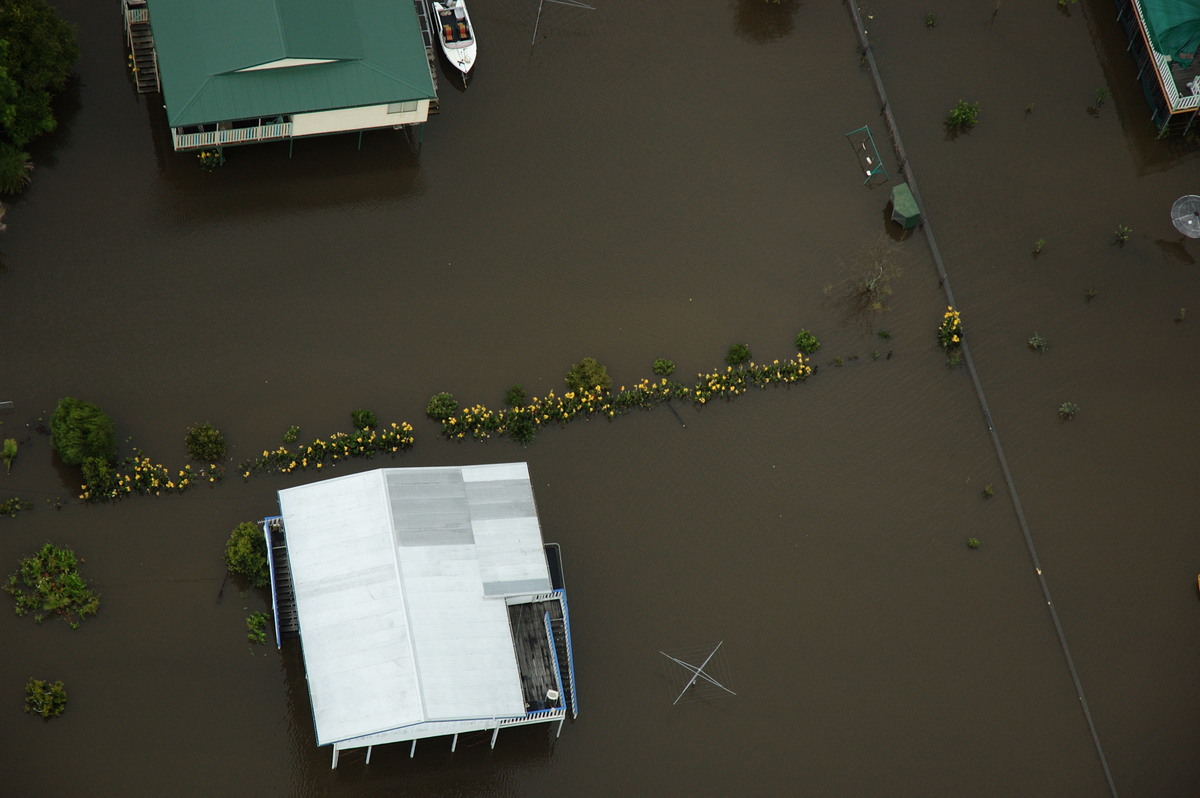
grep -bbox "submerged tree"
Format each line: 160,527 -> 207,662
0,0 -> 80,194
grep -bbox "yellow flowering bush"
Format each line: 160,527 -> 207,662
431,351 -> 814,445
937,306 -> 963,349
238,421 -> 415,478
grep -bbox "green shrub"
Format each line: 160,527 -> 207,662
4,543 -> 99,627
50,397 -> 116,466
565,357 -> 612,393
224,521 -> 269,589
0,143 -> 33,195
1027,332 -> 1047,352
652,359 -> 676,377
24,678 -> 67,718
2,438 -> 16,473
794,330 -> 820,354
945,99 -> 980,130
725,343 -> 752,366
426,392 -> 458,421
506,412 -> 538,445
966,537 -> 981,550
982,484 -> 995,499
1114,225 -> 1132,245
0,497 -> 32,517
80,457 -> 120,499
505,384 -> 526,407
351,409 -> 377,430
246,611 -> 270,645
185,422 -> 227,462
283,425 -> 299,444
1058,402 -> 1080,421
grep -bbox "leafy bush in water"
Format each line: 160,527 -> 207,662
565,357 -> 612,393
794,330 -> 820,355
4,542 -> 99,627
246,612 -> 270,645
224,521 -> 269,588
24,678 -> 67,719
50,397 -> 116,466
426,392 -> 458,421
0,143 -> 33,195
725,343 -> 752,366
504,384 -> 526,407
185,422 -> 227,462
652,359 -> 675,377
945,100 -> 980,130
351,409 -> 378,431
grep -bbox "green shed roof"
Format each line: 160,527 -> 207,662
147,0 -> 436,127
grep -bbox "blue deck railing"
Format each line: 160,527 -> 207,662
554,589 -> 578,718
262,515 -> 283,649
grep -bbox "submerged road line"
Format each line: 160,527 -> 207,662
843,2 -> 1119,795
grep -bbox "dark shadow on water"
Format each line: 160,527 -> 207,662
27,76 -> 83,172
1154,237 -> 1196,265
881,203 -> 914,243
731,0 -> 800,43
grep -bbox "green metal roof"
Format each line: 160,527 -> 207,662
147,0 -> 435,128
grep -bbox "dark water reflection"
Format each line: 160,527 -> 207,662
1,0 -> 1198,795
732,0 -> 800,43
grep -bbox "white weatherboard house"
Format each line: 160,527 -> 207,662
267,463 -> 577,767
128,0 -> 437,151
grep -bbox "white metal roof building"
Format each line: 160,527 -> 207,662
269,463 -> 577,767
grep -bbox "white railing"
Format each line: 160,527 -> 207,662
497,707 -> 565,727
1131,0 -> 1200,111
173,122 -> 292,151
127,7 -> 148,23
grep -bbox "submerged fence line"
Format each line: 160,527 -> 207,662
843,3 -> 1118,795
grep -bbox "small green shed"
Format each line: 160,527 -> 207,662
890,182 -> 921,230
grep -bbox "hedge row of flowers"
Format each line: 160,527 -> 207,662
80,455 -> 221,502
237,422 -> 415,478
80,423 -> 415,502
433,354 -> 814,443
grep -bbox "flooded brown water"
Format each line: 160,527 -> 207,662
1,0 -> 1197,795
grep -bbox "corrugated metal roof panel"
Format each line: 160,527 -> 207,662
279,464 -> 553,747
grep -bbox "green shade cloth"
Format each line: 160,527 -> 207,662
890,183 -> 920,230
1140,0 -> 1200,66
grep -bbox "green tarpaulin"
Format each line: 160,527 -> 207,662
1141,0 -> 1200,66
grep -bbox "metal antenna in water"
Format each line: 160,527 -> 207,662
660,641 -> 736,705
532,0 -> 595,46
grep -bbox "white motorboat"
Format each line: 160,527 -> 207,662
429,0 -> 476,78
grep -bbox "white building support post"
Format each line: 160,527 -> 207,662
365,745 -> 372,764
451,733 -> 459,752
557,715 -> 565,738
490,723 -> 500,749
410,739 -> 417,758
331,747 -> 339,769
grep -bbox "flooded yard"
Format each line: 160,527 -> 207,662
0,0 -> 1196,795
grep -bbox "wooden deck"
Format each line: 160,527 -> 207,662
508,600 -> 562,712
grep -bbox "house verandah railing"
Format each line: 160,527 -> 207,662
172,122 -> 294,151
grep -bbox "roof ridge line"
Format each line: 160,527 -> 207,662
357,59 -> 435,98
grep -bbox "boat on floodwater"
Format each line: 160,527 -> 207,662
429,0 -> 476,80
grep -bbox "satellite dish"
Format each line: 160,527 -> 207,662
1170,195 -> 1200,238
